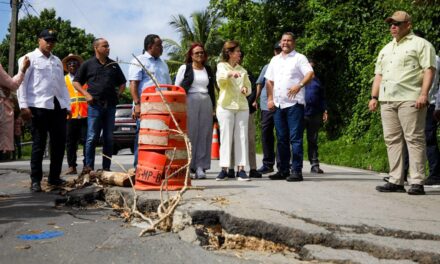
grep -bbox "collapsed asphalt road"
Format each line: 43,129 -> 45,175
2,153 -> 440,263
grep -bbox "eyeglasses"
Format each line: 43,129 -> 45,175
67,61 -> 79,66
389,21 -> 407,27
193,51 -> 205,55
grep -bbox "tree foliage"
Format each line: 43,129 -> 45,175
164,10 -> 223,76
0,8 -> 95,73
209,0 -> 440,143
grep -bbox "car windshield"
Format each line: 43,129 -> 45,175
115,108 -> 132,118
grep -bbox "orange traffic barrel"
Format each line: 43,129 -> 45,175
135,149 -> 190,191
135,151 -> 167,191
136,84 -> 190,191
141,85 -> 186,114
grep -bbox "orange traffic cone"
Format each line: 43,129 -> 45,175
211,122 -> 220,160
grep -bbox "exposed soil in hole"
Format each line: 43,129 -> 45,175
195,224 -> 296,253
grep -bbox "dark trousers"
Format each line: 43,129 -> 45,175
304,113 -> 323,167
274,104 -> 304,173
261,110 -> 280,168
425,104 -> 440,180
66,118 -> 87,168
13,135 -> 22,160
29,98 -> 67,183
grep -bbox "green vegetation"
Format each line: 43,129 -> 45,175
0,8 -> 95,73
200,0 -> 440,172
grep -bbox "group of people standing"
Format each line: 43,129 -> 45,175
8,29 -> 126,192
2,9 -> 437,195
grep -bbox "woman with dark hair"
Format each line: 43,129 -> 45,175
175,43 -> 216,179
215,40 -> 251,181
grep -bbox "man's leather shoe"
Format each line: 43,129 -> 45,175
269,171 -> 289,180
408,184 -> 425,195
257,165 -> 274,174
249,169 -> 262,178
286,172 -> 303,182
376,182 -> 406,193
311,166 -> 324,174
80,166 -> 92,176
47,178 -> 67,187
63,166 -> 77,175
424,177 -> 440,186
227,169 -> 235,178
30,182 -> 42,192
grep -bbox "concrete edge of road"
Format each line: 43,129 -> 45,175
100,186 -> 440,264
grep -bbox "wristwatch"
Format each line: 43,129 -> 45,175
299,82 -> 305,88
370,96 -> 379,100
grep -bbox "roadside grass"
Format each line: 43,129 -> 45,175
316,133 -> 389,173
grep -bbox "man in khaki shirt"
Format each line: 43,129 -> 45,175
369,11 -> 436,195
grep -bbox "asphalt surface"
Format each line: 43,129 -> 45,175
1,149 -> 440,263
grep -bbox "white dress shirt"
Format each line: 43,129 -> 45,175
17,48 -> 70,109
265,50 -> 313,109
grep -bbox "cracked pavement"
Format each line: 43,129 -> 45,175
2,151 -> 440,263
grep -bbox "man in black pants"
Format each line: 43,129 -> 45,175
304,59 -> 327,173
17,29 -> 71,192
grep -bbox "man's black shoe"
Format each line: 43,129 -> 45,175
249,169 -> 262,178
376,182 -> 406,193
30,182 -> 42,192
424,177 -> 440,186
408,184 -> 425,195
227,169 -> 235,178
257,165 -> 274,174
311,166 -> 324,174
269,171 -> 289,180
286,172 -> 303,182
383,176 -> 407,184
47,178 -> 67,187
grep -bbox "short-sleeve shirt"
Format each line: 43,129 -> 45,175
128,52 -> 171,96
256,64 -> 269,111
374,32 -> 436,101
74,57 -> 126,106
265,50 -> 313,109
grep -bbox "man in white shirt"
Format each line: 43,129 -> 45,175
265,32 -> 314,182
128,34 -> 172,167
17,29 -> 71,192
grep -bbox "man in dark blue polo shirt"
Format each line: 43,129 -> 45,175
73,38 -> 126,173
304,59 -> 327,174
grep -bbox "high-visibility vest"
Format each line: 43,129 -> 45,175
65,74 -> 88,119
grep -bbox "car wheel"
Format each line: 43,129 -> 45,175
112,147 -> 119,155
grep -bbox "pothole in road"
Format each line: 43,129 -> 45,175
195,223 -> 294,253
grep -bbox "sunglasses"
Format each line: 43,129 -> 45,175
67,61 -> 79,66
389,21 -> 407,27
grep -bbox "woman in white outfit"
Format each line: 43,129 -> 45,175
216,40 -> 251,181
175,43 -> 216,179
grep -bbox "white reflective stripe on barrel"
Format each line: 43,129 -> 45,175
165,149 -> 188,160
141,102 -> 186,114
140,119 -> 169,130
138,134 -> 169,146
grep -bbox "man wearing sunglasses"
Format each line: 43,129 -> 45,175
62,54 -> 87,176
368,11 -> 436,195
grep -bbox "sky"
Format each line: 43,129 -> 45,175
0,0 -> 211,76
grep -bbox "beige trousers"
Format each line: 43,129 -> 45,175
380,101 -> 427,185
